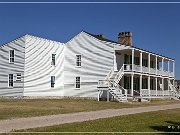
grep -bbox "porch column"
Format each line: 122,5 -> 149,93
168,60 -> 170,75
140,51 -> 142,72
113,51 -> 118,71
162,78 -> 164,96
97,90 -> 100,101
131,74 -> 134,97
168,60 -> 170,91
148,76 -> 150,96
107,90 -> 109,102
156,77 -> 158,96
132,49 -> 134,71
140,75 -> 142,96
173,61 -> 175,78
156,55 -> 158,75
162,58 -> 164,72
148,53 -> 151,73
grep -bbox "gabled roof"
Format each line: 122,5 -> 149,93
83,31 -> 175,60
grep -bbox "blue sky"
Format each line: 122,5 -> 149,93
0,2 -> 180,79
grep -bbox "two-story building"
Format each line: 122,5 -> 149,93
0,31 -> 179,102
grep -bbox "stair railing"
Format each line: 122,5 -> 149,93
168,80 -> 180,99
114,65 -> 124,84
105,67 -> 114,81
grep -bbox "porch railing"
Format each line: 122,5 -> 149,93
123,64 -> 174,77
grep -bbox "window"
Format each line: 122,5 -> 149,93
76,55 -> 81,67
51,54 -> 56,66
9,50 -> 14,63
76,77 -> 80,88
142,59 -> 148,67
134,57 -> 140,65
9,74 -> 13,87
16,73 -> 21,81
51,76 -> 55,88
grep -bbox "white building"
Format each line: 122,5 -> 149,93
0,31 -> 179,102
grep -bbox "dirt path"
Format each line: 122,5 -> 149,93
0,103 -> 180,133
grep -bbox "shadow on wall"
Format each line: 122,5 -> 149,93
150,121 -> 180,134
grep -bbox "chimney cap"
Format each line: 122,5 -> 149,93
118,32 -> 132,37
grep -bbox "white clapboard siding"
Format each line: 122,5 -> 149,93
0,36 -> 25,96
23,35 -> 64,96
64,31 -> 116,98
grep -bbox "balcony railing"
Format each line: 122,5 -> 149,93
123,64 -> 174,77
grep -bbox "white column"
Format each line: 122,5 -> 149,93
113,51 -> 118,71
148,53 -> 151,73
162,78 -> 164,96
107,90 -> 109,102
131,74 -> 134,97
140,51 -> 142,72
148,76 -> 150,96
140,75 -> 142,96
162,58 -> 164,72
156,56 -> 158,75
173,61 -> 175,77
98,90 -> 100,101
156,77 -> 158,96
168,60 -> 170,74
132,49 -> 134,71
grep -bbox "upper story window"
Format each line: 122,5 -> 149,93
142,59 -> 148,67
9,50 -> 14,63
76,77 -> 80,89
9,74 -> 13,87
76,55 -> 81,67
134,57 -> 140,65
51,54 -> 56,66
51,76 -> 55,88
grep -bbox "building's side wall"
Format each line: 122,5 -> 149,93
64,32 -> 115,98
0,37 -> 25,96
23,35 -> 64,96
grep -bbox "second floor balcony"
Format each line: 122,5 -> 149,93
114,48 -> 175,78
123,64 -> 174,77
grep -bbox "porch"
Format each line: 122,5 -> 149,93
119,73 -> 174,97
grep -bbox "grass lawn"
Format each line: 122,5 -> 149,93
17,108 -> 180,135
0,98 -> 179,120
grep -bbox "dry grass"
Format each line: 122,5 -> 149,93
0,97 -> 179,120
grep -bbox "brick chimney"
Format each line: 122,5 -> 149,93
118,32 -> 132,46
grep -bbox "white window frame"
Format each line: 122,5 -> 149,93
16,73 -> 21,81
51,76 -> 55,88
75,77 -> 81,89
51,54 -> 56,66
9,50 -> 15,63
76,55 -> 81,67
8,74 -> 13,87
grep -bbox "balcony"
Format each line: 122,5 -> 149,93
123,64 -> 174,77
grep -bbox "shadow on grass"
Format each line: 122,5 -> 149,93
150,121 -> 180,134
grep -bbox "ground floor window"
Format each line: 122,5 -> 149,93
142,78 -> 148,89
9,74 -> 13,87
16,73 -> 21,81
76,77 -> 80,88
124,76 -> 131,89
51,76 -> 55,88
